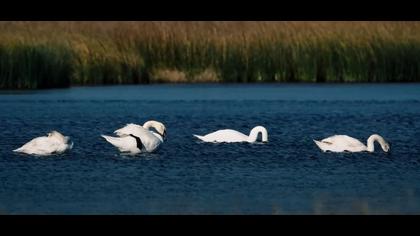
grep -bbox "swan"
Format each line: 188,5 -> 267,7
13,131 -> 73,155
101,120 -> 166,154
313,134 -> 390,153
193,126 -> 268,143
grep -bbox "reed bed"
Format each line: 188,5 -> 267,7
1,21 -> 420,89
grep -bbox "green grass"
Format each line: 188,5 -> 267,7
1,21 -> 420,89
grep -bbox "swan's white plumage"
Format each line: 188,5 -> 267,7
194,129 -> 249,143
314,134 -> 390,153
101,135 -> 140,154
313,135 -> 367,152
13,131 -> 72,155
194,126 -> 268,143
102,121 -> 165,154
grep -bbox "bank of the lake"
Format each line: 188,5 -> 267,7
1,21 -> 420,89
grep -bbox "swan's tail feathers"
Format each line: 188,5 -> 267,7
313,139 -> 322,146
101,135 -> 126,148
313,139 -> 328,152
13,147 -> 24,152
193,134 -> 205,141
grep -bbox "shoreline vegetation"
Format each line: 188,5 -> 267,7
1,21 -> 420,89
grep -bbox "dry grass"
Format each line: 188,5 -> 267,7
1,21 -> 420,88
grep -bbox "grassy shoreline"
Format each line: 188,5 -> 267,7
1,21 -> 420,89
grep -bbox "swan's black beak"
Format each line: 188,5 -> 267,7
162,130 -> 167,140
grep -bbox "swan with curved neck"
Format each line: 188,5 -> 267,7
193,126 -> 268,143
314,134 -> 390,153
142,120 -> 167,139
101,120 -> 166,154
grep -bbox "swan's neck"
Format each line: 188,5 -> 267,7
143,121 -> 155,130
248,126 -> 268,142
143,120 -> 165,140
152,132 -> 164,142
143,121 -> 162,133
366,134 -> 387,152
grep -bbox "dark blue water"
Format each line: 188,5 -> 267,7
0,84 -> 420,214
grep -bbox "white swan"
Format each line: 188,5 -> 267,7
194,126 -> 268,143
313,134 -> 390,153
13,131 -> 73,155
101,120 -> 166,154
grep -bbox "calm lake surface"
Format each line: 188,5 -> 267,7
0,84 -> 419,214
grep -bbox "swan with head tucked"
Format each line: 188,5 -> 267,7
313,134 -> 390,153
101,120 -> 166,154
13,130 -> 73,155
194,126 -> 268,143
